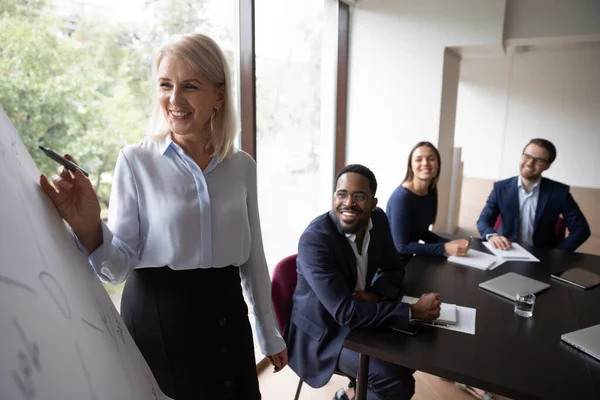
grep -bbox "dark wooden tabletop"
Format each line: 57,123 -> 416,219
344,242 -> 600,400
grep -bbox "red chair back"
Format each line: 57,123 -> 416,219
493,215 -> 503,232
271,254 -> 299,333
493,215 -> 566,245
554,217 -> 567,244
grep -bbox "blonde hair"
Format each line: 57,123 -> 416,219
146,34 -> 237,161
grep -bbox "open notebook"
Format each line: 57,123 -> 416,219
483,242 -> 540,262
401,296 -> 458,325
448,249 -> 501,271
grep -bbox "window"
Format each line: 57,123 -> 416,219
1,0 -> 239,306
3,0 -> 342,366
255,0 -> 336,274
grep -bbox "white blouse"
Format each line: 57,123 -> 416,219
86,135 -> 285,356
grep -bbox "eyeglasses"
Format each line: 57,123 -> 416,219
521,153 -> 548,166
334,190 -> 370,204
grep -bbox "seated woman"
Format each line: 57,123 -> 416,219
386,141 -> 469,258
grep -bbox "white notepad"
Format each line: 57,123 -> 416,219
483,242 -> 540,262
438,305 -> 476,335
436,303 -> 458,325
402,296 -> 458,325
448,249 -> 503,271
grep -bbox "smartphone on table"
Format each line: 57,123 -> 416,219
393,323 -> 420,336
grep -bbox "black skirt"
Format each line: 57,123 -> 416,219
120,266 -> 261,400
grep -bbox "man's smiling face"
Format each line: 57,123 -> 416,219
333,172 -> 377,234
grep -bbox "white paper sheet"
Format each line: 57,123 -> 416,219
438,306 -> 477,335
0,106 -> 170,400
402,296 -> 477,335
448,249 -> 502,270
402,296 -> 457,325
483,242 -> 540,262
487,258 -> 506,271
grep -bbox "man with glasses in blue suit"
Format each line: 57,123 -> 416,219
477,138 -> 590,251
284,164 -> 441,400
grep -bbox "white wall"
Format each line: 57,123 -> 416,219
504,0 -> 600,41
346,0 -> 505,213
455,44 -> 600,189
454,56 -> 511,179
436,49 -> 461,232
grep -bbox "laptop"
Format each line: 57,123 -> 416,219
551,267 -> 600,290
561,324 -> 600,361
478,272 -> 550,300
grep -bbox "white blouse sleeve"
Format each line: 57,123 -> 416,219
86,150 -> 141,284
238,158 -> 287,356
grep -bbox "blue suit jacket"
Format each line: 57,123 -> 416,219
477,177 -> 590,251
284,208 -> 411,388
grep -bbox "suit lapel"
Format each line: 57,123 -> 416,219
365,230 -> 377,289
328,211 -> 358,285
344,238 -> 358,285
507,178 -> 521,233
534,178 -> 550,231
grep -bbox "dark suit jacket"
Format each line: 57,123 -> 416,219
477,176 -> 590,251
284,208 -> 410,388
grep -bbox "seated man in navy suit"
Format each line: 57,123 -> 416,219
477,138 -> 590,251
284,164 -> 441,400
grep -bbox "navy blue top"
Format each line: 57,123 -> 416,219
386,185 -> 448,257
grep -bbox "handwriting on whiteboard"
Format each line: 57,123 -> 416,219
11,319 -> 41,400
0,105 -> 167,400
0,270 -> 127,397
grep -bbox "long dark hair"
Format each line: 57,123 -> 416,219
402,141 -> 442,223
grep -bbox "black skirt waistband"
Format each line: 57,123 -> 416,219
121,264 -> 259,399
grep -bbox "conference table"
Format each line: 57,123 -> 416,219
344,241 -> 600,400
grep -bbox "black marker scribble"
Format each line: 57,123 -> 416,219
17,190 -> 51,272
11,364 -> 35,400
97,300 -> 119,353
80,317 -> 104,334
11,318 -> 41,400
110,307 -> 126,345
146,375 -> 159,400
75,340 -> 98,400
39,271 -> 71,319
0,274 -> 37,296
11,138 -> 22,167
14,319 -> 41,372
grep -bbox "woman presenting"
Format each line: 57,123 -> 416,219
40,33 -> 287,399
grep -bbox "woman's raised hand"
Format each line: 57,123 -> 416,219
39,154 -> 103,252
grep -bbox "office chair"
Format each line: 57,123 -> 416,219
493,215 -> 566,245
271,254 -> 355,400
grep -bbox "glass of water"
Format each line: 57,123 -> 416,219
514,292 -> 535,318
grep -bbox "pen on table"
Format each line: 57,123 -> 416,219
410,319 -> 450,328
422,321 -> 449,327
38,145 -> 89,177
467,236 -> 473,247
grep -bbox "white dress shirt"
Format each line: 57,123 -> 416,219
345,218 -> 373,291
85,135 -> 285,356
517,177 -> 540,247
345,218 -> 410,316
